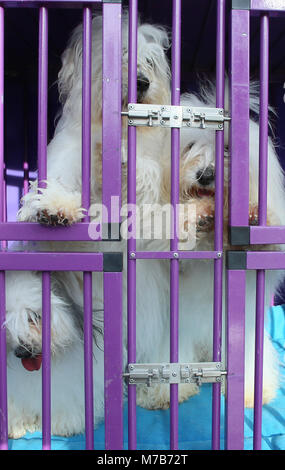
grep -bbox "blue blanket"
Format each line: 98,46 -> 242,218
8,305 -> 285,451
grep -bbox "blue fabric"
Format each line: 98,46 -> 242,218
8,305 -> 285,451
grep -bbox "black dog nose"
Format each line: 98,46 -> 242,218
14,345 -> 33,359
137,73 -> 150,94
196,167 -> 215,186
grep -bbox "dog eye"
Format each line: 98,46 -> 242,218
28,311 -> 41,323
186,142 -> 194,151
146,58 -> 153,67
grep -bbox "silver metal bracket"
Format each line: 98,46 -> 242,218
123,362 -> 227,387
122,104 -> 230,130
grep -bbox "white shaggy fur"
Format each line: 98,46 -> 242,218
8,13 -> 285,437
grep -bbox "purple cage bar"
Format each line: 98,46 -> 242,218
81,7 -> 92,223
212,0 -> 225,451
83,271 -> 94,450
226,5 -> 250,451
169,0 -> 181,451
127,0 -> 138,450
42,271 -> 51,450
37,6 -> 48,187
102,2 -> 122,232
226,269 -> 246,450
253,13 -> 270,451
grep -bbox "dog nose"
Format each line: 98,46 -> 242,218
137,73 -> 150,94
14,345 -> 33,359
196,167 -> 215,186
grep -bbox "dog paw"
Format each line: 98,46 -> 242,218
36,207 -> 84,227
8,427 -> 27,439
197,213 -> 215,232
17,181 -> 85,226
194,198 -> 215,233
136,383 -> 199,410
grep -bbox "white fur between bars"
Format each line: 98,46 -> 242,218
5,13 -> 285,438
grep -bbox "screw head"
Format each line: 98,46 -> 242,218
130,252 -> 136,259
173,252 -> 179,259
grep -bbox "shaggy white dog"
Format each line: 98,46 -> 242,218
7,12 -> 284,437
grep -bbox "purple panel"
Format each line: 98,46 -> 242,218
102,2 -> 122,221
226,269 -> 246,450
230,9 -> 250,227
250,225 -> 285,244
0,271 -> 8,450
0,222 -> 103,241
170,0 -> 181,451
42,271 -> 51,450
0,251 -> 103,271
37,7 -> 48,186
83,271 -> 94,450
212,0 -> 225,451
258,15 -> 269,226
127,0 -> 138,450
253,270 -> 265,450
247,251 -> 285,270
104,272 -> 123,450
81,7 -> 92,222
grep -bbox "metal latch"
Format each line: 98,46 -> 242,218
123,362 -> 227,387
122,104 -> 230,130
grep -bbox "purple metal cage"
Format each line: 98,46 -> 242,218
0,0 -> 284,452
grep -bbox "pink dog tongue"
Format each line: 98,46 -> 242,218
21,354 -> 42,371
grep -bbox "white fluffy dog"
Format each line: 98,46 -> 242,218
7,10 -> 284,437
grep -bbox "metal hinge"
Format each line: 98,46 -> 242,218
123,362 -> 227,387
122,104 -> 230,130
